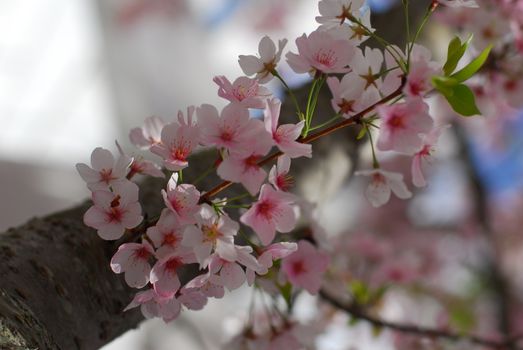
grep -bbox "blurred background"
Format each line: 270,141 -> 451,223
1,0 -> 523,349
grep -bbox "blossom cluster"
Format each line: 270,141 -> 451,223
76,0 -> 488,344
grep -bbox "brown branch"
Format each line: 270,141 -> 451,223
319,289 -> 523,349
200,84 -> 404,201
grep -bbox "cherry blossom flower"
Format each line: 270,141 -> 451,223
316,0 -> 366,26
326,72 -> 372,117
83,181 -> 143,240
268,155 -> 294,192
286,30 -> 355,75
146,209 -> 185,257
411,125 -> 449,187
161,173 -> 200,225
436,0 -> 478,8
150,249 -> 195,298
207,246 -> 262,291
238,36 -> 288,83
150,108 -> 200,171
350,47 -> 384,92
281,240 -> 329,294
264,98 -> 311,158
257,242 -> 298,275
213,76 -> 271,109
110,240 -> 154,288
404,45 -> 440,98
197,103 -> 256,153
377,98 -> 434,154
124,288 -> 181,323
115,141 -> 164,179
76,147 -> 132,191
182,204 -> 239,268
185,273 -> 225,299
355,169 -> 412,207
177,287 -> 207,311
217,124 -> 274,195
129,116 -> 166,150
240,184 -> 297,245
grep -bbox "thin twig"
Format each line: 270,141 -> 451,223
319,290 -> 523,349
200,83 -> 404,202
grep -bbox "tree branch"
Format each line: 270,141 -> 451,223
319,289 -> 523,349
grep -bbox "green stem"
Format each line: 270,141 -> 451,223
192,165 -> 215,185
273,70 -> 304,121
365,122 -> 380,169
349,14 -> 407,73
308,76 -> 326,132
213,192 -> 252,204
408,5 -> 435,63
308,113 -> 342,132
403,0 -> 411,51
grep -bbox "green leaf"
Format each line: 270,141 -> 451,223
278,282 -> 293,310
449,302 -> 476,332
356,126 -> 368,140
451,44 -> 492,83
443,35 -> 473,76
349,280 -> 370,305
431,75 -> 458,96
443,84 -> 481,116
348,316 -> 359,326
371,325 -> 383,337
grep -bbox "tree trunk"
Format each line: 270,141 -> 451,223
0,175 -> 168,350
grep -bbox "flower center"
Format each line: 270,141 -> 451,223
100,168 -> 115,184
314,49 -> 337,67
134,247 -> 151,260
163,232 -> 179,247
202,223 -> 222,242
387,114 -> 405,129
291,260 -> 306,275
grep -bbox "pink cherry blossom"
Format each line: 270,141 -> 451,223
83,181 -> 143,240
326,72 -> 371,117
182,204 -> 239,268
161,173 -> 200,225
129,116 -> 166,150
110,240 -> 154,288
316,0 -> 366,26
268,155 -> 294,192
264,98 -> 312,158
197,103 -> 254,153
146,209 -> 185,257
437,0 -> 478,8
207,246 -> 261,291
286,30 -> 355,75
213,76 -> 271,109
177,287 -> 207,310
257,242 -> 298,275
150,108 -> 200,171
238,36 -> 288,83
240,184 -> 298,245
281,240 -> 329,294
115,141 -> 164,179
150,249 -> 195,298
185,273 -> 225,299
76,147 -> 132,191
411,125 -> 449,187
350,47 -> 384,92
377,98 -> 434,154
217,123 -> 274,195
124,288 -> 181,323
404,45 -> 440,98
355,169 -> 412,207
